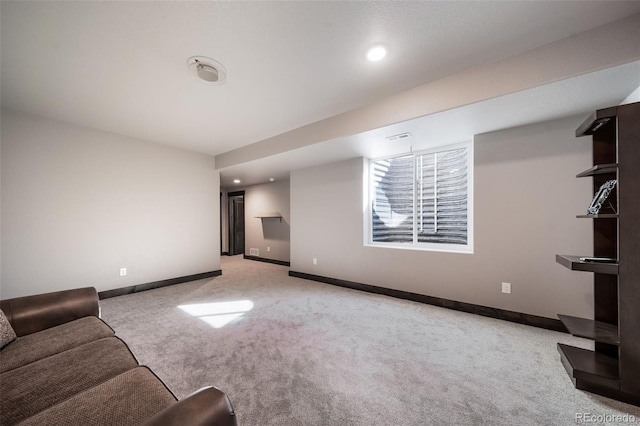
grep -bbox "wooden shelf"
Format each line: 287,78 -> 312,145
575,107 -> 617,137
255,212 -> 281,218
558,315 -> 619,345
255,213 -> 282,222
558,344 -> 619,390
576,214 -> 618,219
556,255 -> 618,275
576,163 -> 618,178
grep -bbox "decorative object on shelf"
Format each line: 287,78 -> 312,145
587,180 -> 616,215
579,256 -> 617,263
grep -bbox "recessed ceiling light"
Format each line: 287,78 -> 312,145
269,178 -> 275,182
187,56 -> 227,85
367,45 -> 387,62
233,179 -> 241,184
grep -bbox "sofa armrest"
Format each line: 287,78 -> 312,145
142,386 -> 237,426
0,287 -> 99,336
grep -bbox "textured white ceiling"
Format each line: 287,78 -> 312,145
2,1 -> 639,159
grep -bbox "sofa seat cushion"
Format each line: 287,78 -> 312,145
1,337 -> 138,425
16,367 -> 177,426
0,316 -> 114,373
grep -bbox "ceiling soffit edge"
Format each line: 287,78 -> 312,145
215,13 -> 640,171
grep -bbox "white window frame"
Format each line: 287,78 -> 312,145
363,141 -> 474,254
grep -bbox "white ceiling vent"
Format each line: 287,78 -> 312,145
187,56 -> 227,85
385,132 -> 412,141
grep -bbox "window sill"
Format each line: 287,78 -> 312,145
364,242 -> 473,254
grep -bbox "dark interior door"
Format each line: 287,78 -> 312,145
229,192 -> 245,255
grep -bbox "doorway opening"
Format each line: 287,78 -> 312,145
228,191 -> 245,256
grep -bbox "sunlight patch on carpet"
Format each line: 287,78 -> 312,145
178,300 -> 254,328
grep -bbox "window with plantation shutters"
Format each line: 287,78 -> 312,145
368,142 -> 472,252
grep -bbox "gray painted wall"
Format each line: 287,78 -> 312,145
221,179 -> 291,262
1,109 -> 220,299
244,180 -> 291,262
623,86 -> 640,103
291,115 -> 594,319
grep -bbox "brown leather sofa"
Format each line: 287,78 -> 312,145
0,287 -> 237,426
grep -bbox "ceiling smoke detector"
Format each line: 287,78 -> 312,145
187,56 -> 227,85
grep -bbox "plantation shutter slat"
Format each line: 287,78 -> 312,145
417,148 -> 468,245
371,155 -> 413,243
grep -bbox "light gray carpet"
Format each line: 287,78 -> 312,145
100,256 -> 640,425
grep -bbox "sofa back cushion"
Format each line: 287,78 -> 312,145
0,316 -> 114,373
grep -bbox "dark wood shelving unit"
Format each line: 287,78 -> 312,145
556,101 -> 640,406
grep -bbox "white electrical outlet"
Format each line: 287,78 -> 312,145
250,248 -> 259,256
502,282 -> 511,294
267,246 -> 271,252
313,258 -> 317,265
120,268 -> 127,277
